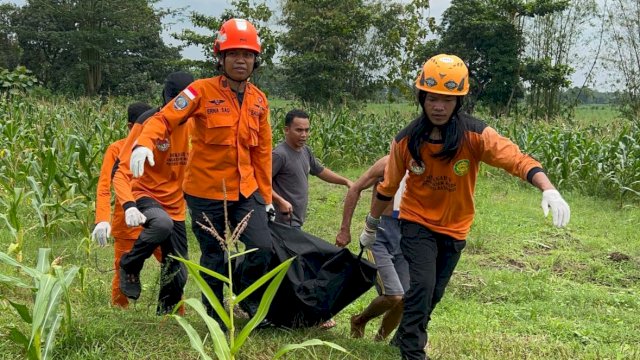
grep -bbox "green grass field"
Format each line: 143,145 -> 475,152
1,168 -> 639,359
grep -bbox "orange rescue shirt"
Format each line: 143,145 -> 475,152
113,109 -> 190,221
94,138 -> 141,240
377,113 -> 543,240
133,76 -> 272,203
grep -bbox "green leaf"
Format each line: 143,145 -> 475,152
0,273 -> 34,289
42,313 -> 63,360
180,298 -> 231,360
9,299 -> 33,323
170,255 -> 230,284
235,256 -> 295,304
233,257 -> 294,353
0,251 -> 41,279
8,326 -> 40,360
273,339 -> 351,359
35,248 -> 51,275
228,247 -> 257,260
175,256 -> 230,328
55,265 -> 79,334
8,326 -> 29,347
30,274 -> 56,348
172,315 -> 214,360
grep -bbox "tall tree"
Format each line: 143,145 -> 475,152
171,0 -> 277,82
522,0 -> 597,120
279,0 -> 432,104
606,0 -> 640,122
0,4 -> 21,70
424,0 -> 570,116
12,0 -> 180,96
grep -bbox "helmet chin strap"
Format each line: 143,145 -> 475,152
223,71 -> 251,84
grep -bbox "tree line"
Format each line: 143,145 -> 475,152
1,0 -> 638,122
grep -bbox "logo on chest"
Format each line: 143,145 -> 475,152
409,159 -> 425,175
453,159 -> 470,176
155,139 -> 170,152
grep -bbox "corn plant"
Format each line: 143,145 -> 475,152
270,105 -> 407,169
0,248 -> 79,360
171,191 -> 351,360
0,186 -> 32,262
492,118 -> 640,205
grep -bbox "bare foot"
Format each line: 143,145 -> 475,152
319,318 -> 336,330
374,331 -> 386,342
350,315 -> 366,338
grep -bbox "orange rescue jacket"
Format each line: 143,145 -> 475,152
133,76 -> 272,203
377,114 -> 543,240
113,108 -> 190,221
94,139 -> 142,240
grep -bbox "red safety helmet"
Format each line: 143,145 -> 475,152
213,18 -> 262,55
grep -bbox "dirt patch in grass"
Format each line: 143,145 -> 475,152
607,252 -> 630,262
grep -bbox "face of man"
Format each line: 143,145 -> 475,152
284,117 -> 310,150
221,49 -> 256,82
423,92 -> 458,126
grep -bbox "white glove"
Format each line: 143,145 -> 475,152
359,213 -> 380,249
130,146 -> 154,178
125,207 -> 147,227
359,227 -> 377,249
91,221 -> 111,247
541,189 -> 570,228
265,204 -> 275,222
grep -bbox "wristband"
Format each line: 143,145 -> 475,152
365,213 -> 381,230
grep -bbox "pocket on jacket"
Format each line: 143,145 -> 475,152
204,114 -> 235,145
247,115 -> 260,147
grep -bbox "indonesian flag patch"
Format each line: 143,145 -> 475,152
174,86 -> 198,111
184,86 -> 198,100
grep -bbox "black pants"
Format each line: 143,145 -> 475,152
185,191 -> 272,319
119,197 -> 188,314
395,221 -> 466,360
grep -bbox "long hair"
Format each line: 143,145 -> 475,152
407,90 -> 466,165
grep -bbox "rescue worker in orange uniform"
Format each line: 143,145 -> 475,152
359,54 -> 571,360
128,19 -> 274,327
113,71 -> 194,314
91,102 -> 162,308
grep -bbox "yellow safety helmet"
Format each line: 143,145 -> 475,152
415,54 -> 469,96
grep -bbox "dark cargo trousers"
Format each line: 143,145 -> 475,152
395,220 -> 466,360
119,197 -> 188,314
185,191 -> 272,322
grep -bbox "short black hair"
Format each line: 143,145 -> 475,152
163,71 -> 195,104
285,109 -> 309,127
127,102 -> 152,124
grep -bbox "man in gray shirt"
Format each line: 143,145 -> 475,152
272,109 -> 353,229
